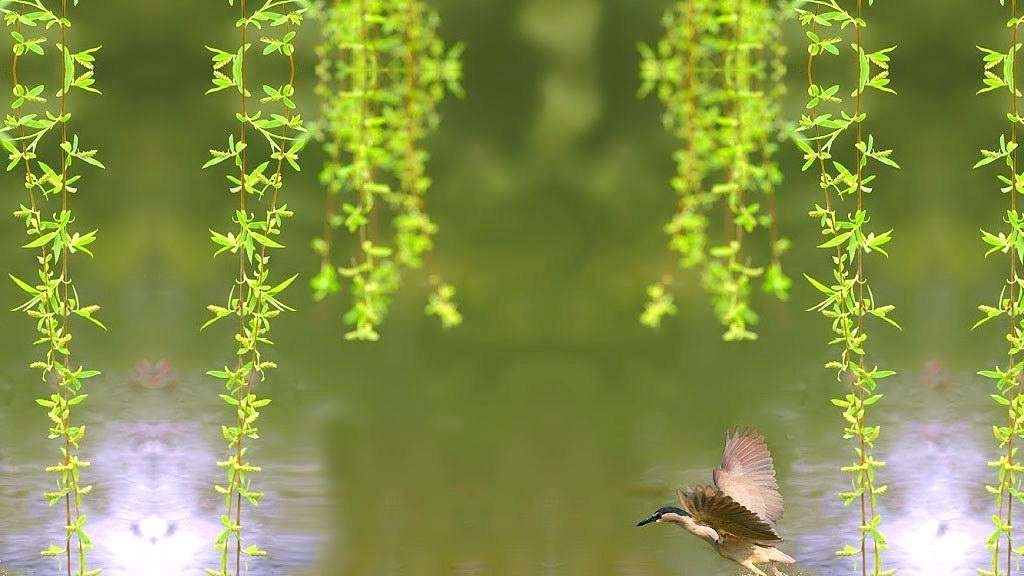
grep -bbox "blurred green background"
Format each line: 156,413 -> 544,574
0,1 -> 1015,575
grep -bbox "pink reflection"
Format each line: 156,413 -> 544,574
130,359 -> 177,390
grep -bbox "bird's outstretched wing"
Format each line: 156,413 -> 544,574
678,486 -> 783,546
713,427 -> 784,523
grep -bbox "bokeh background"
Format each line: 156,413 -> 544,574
0,0 -> 1013,574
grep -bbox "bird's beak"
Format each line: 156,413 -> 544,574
636,515 -> 657,527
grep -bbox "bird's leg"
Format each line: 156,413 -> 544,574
769,565 -> 789,576
740,561 -> 768,576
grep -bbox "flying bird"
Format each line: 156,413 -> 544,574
636,428 -> 795,576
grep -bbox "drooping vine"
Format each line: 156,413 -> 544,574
757,0 -> 791,303
639,0 -> 790,342
1,1 -> 105,574
310,0 -> 464,341
794,1 -> 899,574
703,0 -> 772,343
1,1 -> 104,569
202,1 -> 307,574
974,2 -> 1024,574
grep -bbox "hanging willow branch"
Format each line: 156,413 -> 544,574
311,0 -> 463,341
703,0 -> 763,342
795,1 -> 899,574
1,2 -> 105,574
757,0 -> 791,302
974,2 -> 1024,574
202,1 -> 307,574
638,0 -> 789,341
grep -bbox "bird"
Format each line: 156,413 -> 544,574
636,428 -> 795,576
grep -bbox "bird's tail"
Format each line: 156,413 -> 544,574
768,547 -> 795,564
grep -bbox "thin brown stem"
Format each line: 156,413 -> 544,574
355,0 -> 382,250
404,0 -> 418,205
1004,2 -> 1021,575
682,0 -> 699,209
761,0 -> 779,264
319,0 -> 344,270
231,1 -> 249,574
14,13 -> 62,572
238,23 -> 297,573
733,0 -> 746,246
11,22 -> 37,213
808,7 -> 863,574
57,1 -> 80,574
852,2 -> 874,574
357,0 -> 369,248
401,0 -> 442,281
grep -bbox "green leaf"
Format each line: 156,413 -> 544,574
22,231 -> 57,249
817,231 -> 854,249
9,273 -> 39,295
249,231 -> 283,248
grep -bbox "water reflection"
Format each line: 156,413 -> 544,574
786,366 -> 997,575
0,363 -> 327,575
90,419 -> 220,576
0,354 -> 1016,575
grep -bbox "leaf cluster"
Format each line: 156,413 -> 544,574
794,1 -> 899,573
1,1 -> 104,573
201,1 -> 307,573
974,3 -> 1024,574
310,0 -> 464,341
638,0 -> 791,341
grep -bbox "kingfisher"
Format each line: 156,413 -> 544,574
636,428 -> 795,576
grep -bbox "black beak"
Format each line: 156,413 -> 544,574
636,515 -> 657,527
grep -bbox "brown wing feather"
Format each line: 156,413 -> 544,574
713,427 -> 784,523
678,486 -> 783,546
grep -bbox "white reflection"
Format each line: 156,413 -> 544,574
90,420 -> 221,576
102,516 -> 207,576
785,378 -> 995,575
883,420 -> 991,576
82,370 -> 327,576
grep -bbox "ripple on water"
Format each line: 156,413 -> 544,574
0,370 -> 328,576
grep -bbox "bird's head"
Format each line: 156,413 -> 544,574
636,506 -> 690,527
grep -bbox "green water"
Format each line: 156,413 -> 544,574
0,0 -> 1016,574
